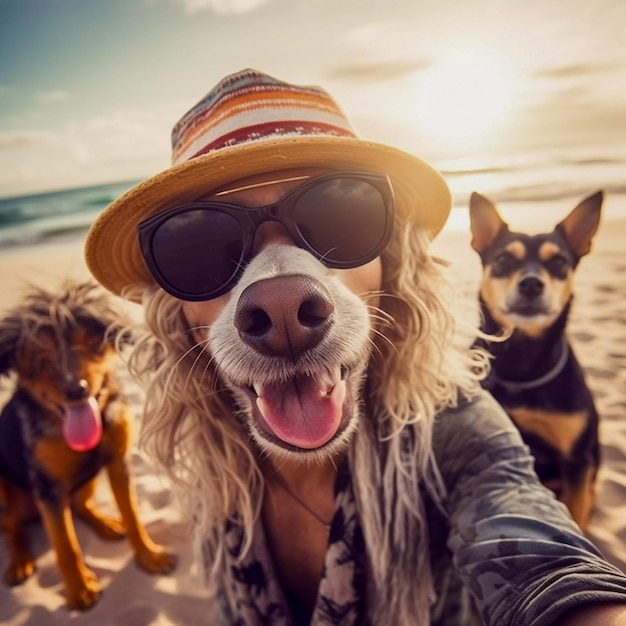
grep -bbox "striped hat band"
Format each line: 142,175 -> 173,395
171,69 -> 358,166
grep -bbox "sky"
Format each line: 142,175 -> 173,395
1,0 -> 625,199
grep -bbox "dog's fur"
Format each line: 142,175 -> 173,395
469,191 -> 603,530
0,280 -> 176,610
208,245 -> 372,462
126,220 -> 487,625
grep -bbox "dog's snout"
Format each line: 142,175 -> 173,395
234,275 -> 334,359
64,378 -> 90,402
518,275 -> 544,298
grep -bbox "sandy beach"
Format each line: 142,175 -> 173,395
1,206 -> 625,624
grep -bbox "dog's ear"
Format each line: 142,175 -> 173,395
104,321 -> 133,349
557,190 -> 603,258
0,315 -> 20,376
469,192 -> 508,253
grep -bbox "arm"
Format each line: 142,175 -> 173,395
557,603 -> 626,625
434,391 -> 626,626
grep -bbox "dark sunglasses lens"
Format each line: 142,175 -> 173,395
293,178 -> 388,263
151,209 -> 244,297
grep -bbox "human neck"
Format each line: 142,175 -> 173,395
265,454 -> 338,490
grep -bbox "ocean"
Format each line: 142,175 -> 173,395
0,180 -> 142,248
1,157 -> 625,248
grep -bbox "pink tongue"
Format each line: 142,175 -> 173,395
256,376 -> 345,449
63,397 -> 103,451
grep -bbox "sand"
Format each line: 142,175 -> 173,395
1,214 -> 625,624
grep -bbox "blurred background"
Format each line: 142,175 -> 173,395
1,0 -> 625,244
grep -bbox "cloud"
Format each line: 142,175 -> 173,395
326,59 -> 431,83
0,130 -> 60,149
0,108 -> 174,196
37,90 -> 70,104
325,19 -> 434,85
534,62 -> 621,80
173,0 -> 275,14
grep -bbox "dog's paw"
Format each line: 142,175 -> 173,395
89,515 -> 127,540
4,556 -> 36,585
135,547 -> 178,575
66,573 -> 102,611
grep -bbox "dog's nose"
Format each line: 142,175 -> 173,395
518,276 -> 544,298
234,275 -> 334,359
64,378 -> 90,402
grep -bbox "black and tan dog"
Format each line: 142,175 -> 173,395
469,190 -> 603,530
0,280 -> 176,610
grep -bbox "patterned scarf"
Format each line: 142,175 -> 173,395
221,468 -> 368,625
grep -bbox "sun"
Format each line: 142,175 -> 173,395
411,49 -> 516,145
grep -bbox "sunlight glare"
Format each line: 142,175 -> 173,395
413,49 -> 515,144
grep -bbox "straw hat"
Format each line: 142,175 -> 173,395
85,68 -> 451,298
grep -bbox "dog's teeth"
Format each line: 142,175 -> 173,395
331,379 -> 346,404
253,382 -> 263,398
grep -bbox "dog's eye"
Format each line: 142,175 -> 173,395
21,354 -> 56,378
90,339 -> 107,353
492,252 -> 518,275
84,340 -> 108,357
545,254 -> 569,277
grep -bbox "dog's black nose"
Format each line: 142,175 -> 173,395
64,379 -> 90,402
234,275 -> 334,360
518,276 -> 544,298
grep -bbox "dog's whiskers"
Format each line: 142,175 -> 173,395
366,303 -> 396,357
162,339 -> 211,399
367,330 -> 392,360
182,340 -> 211,385
180,331 -> 229,401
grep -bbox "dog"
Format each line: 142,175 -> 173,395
0,280 -> 176,610
207,244 -> 373,461
469,190 -> 603,530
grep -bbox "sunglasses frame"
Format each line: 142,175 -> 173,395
138,170 -> 395,301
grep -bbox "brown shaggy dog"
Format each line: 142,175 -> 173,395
0,280 -> 176,610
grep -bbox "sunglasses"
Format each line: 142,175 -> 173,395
138,170 -> 395,301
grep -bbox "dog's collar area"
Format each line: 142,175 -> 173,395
489,337 -> 570,393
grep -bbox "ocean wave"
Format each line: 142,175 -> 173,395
0,179 -> 139,246
84,195 -> 118,207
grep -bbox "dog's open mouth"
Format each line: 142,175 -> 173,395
245,366 -> 347,450
62,397 -> 103,452
509,304 -> 546,316
506,298 -> 551,317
